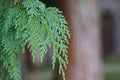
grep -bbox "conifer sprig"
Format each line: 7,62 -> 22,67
0,0 -> 70,80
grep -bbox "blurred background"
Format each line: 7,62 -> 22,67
20,0 -> 120,80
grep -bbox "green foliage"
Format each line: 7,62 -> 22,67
0,0 -> 70,80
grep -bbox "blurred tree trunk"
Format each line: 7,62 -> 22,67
20,53 -> 28,80
100,0 -> 120,57
57,0 -> 103,80
20,47 -> 32,80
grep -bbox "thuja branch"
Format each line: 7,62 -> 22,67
0,0 -> 70,80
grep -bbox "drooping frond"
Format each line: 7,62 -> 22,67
0,0 -> 70,80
